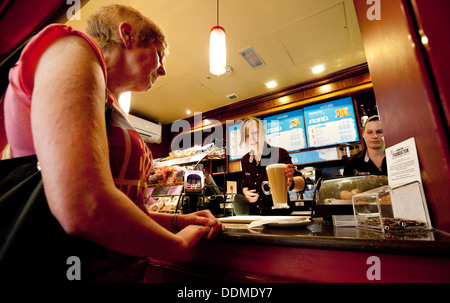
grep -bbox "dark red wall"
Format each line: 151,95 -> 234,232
354,0 -> 450,232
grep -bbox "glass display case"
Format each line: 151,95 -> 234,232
146,145 -> 227,215
352,181 -> 432,232
314,175 -> 388,218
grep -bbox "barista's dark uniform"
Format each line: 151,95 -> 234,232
343,148 -> 387,176
241,144 -> 296,215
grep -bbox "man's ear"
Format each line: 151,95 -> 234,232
118,22 -> 134,48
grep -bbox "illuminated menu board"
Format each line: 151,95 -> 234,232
227,97 -> 360,162
290,148 -> 340,165
304,97 -> 359,148
264,109 -> 306,152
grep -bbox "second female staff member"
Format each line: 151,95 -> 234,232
344,115 -> 387,176
238,117 -> 301,215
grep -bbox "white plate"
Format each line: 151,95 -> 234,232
248,217 -> 311,229
218,216 -> 263,223
263,219 -> 311,228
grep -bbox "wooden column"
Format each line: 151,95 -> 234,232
353,0 -> 450,232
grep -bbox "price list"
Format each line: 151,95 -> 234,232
264,109 -> 306,152
304,97 -> 359,148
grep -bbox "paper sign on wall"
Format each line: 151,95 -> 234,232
227,181 -> 237,194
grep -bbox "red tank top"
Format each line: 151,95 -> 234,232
2,24 -> 152,210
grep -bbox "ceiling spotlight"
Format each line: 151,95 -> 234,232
186,110 -> 191,115
265,80 -> 278,89
312,64 -> 325,74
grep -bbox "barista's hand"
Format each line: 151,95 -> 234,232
285,164 -> 295,187
243,188 -> 259,203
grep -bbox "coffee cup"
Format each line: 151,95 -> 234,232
261,163 -> 289,209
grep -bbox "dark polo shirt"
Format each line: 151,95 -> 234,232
343,148 -> 387,176
241,144 -> 293,215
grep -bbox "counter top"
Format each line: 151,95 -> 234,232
218,219 -> 450,258
149,217 -> 450,282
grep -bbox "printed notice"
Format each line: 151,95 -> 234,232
386,138 -> 431,228
386,137 -> 421,186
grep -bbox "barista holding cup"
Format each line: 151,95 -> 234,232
239,117 -> 304,215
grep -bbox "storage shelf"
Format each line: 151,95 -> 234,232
148,182 -> 184,188
154,154 -> 225,167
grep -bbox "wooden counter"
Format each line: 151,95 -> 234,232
145,220 -> 450,283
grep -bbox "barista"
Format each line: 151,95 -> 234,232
344,115 -> 387,176
238,117 -> 303,215
341,115 -> 386,200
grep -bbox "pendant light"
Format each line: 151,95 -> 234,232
209,0 -> 226,75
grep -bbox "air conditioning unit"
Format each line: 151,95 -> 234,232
127,115 -> 162,144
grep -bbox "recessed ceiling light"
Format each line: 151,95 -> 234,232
312,64 -> 325,74
186,110 -> 191,115
265,80 -> 278,88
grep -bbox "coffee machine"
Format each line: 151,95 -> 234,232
289,166 -> 318,215
300,167 -> 318,201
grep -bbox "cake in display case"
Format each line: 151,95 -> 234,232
314,175 -> 389,218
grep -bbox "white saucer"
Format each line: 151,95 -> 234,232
248,217 -> 311,229
262,218 -> 311,228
